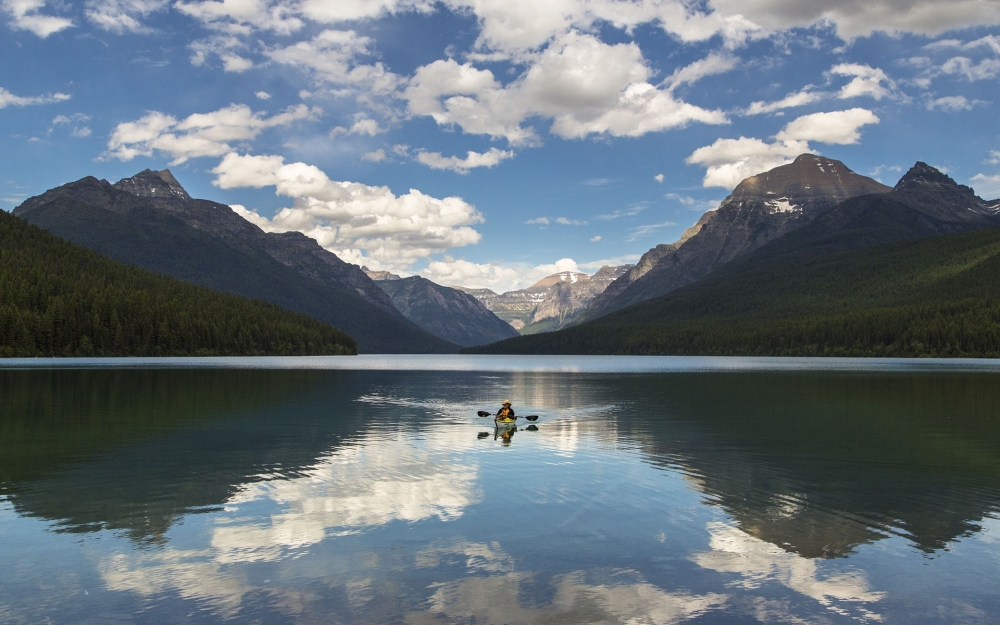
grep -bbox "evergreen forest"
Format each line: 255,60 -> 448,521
0,210 -> 356,357
468,225 -> 1000,357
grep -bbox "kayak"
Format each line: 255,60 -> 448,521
494,417 -> 517,427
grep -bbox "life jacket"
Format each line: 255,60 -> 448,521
497,406 -> 514,418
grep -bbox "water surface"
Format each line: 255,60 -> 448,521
1,357 -> 998,623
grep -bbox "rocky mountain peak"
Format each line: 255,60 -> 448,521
727,154 -> 890,209
528,271 -> 589,291
894,162 -> 970,194
363,267 -> 402,281
113,169 -> 191,202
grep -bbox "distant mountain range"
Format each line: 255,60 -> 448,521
469,160 -> 1000,356
364,271 -> 520,347
14,170 -> 455,353
456,265 -> 632,333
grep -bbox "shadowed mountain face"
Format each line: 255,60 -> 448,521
580,154 -> 891,321
372,275 -> 520,347
468,162 -> 1000,357
13,170 -> 456,354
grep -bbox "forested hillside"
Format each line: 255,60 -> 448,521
467,225 -> 1000,357
0,210 -> 356,357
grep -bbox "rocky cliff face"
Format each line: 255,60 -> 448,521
580,154 -> 891,321
458,266 -> 632,334
14,170 -> 456,353
372,276 -> 520,347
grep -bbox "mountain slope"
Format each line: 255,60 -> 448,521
0,208 -> 356,357
579,154 -> 890,322
468,164 -> 1000,357
14,171 -> 455,353
373,275 -> 520,347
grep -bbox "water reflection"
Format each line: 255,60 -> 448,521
1,366 -> 999,623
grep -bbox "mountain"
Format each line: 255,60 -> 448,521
579,154 -> 891,322
0,208 -> 355,357
13,170 -> 455,354
468,163 -> 1000,357
369,274 -> 520,347
457,266 -> 632,333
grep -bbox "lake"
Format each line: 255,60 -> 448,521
2,356 -> 999,624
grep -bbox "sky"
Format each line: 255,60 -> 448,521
1,0 -> 999,293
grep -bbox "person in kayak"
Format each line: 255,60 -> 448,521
496,400 -> 515,419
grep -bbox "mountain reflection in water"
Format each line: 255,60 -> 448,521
1,364 -> 998,624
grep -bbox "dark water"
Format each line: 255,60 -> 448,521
1,357 -> 999,624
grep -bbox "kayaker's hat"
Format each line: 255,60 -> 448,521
502,399 -> 511,405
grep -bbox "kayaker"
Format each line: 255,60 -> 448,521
496,400 -> 515,419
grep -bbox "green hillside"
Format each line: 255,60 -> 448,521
0,210 -> 356,357
467,225 -> 1000,357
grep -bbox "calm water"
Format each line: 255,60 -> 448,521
1,356 -> 999,624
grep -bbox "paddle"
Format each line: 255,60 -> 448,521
478,410 -> 539,421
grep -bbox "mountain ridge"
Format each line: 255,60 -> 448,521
14,171 -> 456,354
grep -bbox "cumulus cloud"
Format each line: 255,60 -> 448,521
104,103 -> 320,164
267,29 -> 402,96
2,0 -> 73,36
688,109 -> 879,188
85,0 -> 168,33
938,56 -> 1000,81
0,86 -> 70,109
687,137 -> 810,188
52,112 -> 91,138
654,173 -> 664,182
174,0 -> 304,34
189,35 -> 254,72
774,108 -> 880,144
709,0 -> 1000,40
215,152 -> 483,270
415,148 -> 514,173
831,63 -> 902,100
404,31 -> 728,145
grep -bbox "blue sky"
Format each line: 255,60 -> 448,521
2,0 -> 999,292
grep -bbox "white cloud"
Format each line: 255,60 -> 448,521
687,136 -> 810,188
693,522 -> 884,622
415,147 -> 514,173
104,103 -> 320,164
254,91 -> 271,100
53,113 -> 93,138
598,204 -> 647,219
745,87 -> 824,115
938,56 -> 1000,81
590,235 -> 602,242
925,34 -> 1000,54
404,31 -> 728,144
189,35 -> 254,72
988,150 -> 1000,166
688,109 -> 879,188
971,173 -> 1000,198
926,95 -> 987,111
774,108 -> 880,144
85,0 -> 168,33
2,0 -> 73,36
349,118 -> 384,135
361,148 -> 386,162
831,63 -> 902,101
215,152 -> 483,270
654,173 -> 664,183
267,29 -> 402,96
422,256 -> 604,291
663,53 -> 739,89
174,0 -> 304,34
709,0 -> 1000,40
0,86 -> 70,109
